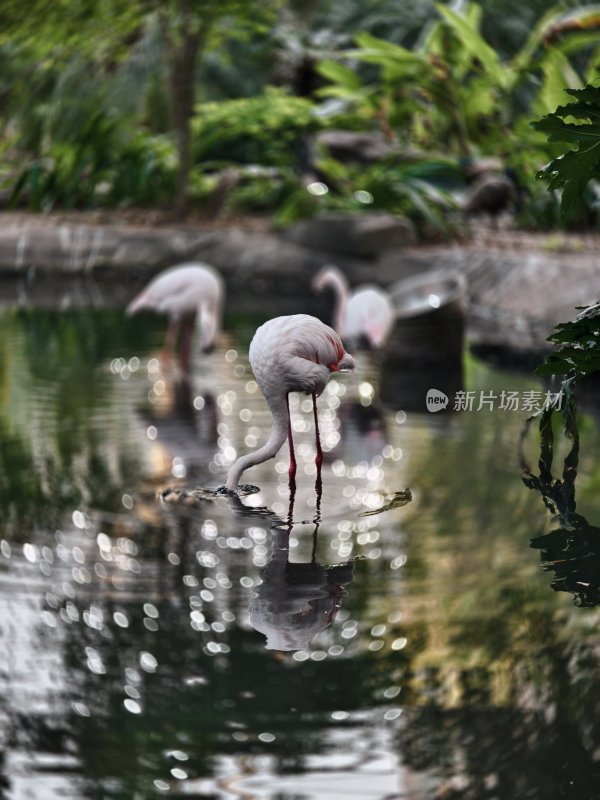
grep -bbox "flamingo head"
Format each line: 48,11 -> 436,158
336,352 -> 355,372
311,264 -> 345,294
367,328 -> 386,349
198,303 -> 219,352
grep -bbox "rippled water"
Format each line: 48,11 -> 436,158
1,308 -> 600,799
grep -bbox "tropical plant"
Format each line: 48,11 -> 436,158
528,302 -> 600,451
192,90 -> 321,168
10,127 -> 176,210
268,154 -> 458,231
536,302 -> 600,382
532,84 -> 600,220
0,0 -> 279,212
316,3 -> 600,157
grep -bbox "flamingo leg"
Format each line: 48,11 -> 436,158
162,319 -> 179,370
310,523 -> 319,563
286,393 -> 297,483
286,472 -> 297,533
312,393 -> 323,470
179,314 -> 195,373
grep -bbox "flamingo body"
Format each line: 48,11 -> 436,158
312,265 -> 393,348
345,287 -> 394,348
226,314 -> 354,490
127,263 -> 224,365
249,314 -> 353,399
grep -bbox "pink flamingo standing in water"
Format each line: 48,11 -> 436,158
225,314 -> 355,491
312,264 -> 394,349
127,263 -> 224,371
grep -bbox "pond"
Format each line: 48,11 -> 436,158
1,307 -> 599,800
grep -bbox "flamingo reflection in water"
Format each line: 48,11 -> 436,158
226,479 -> 355,652
127,263 -> 224,372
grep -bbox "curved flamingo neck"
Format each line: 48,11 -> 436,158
225,392 -> 289,490
318,268 -> 349,337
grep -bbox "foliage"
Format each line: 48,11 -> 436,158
316,4 -> 600,155
0,0 -> 280,210
531,302 -> 600,456
520,385 -> 600,608
320,157 -> 459,232
266,155 -> 459,230
521,400 -> 579,520
192,90 -> 320,168
532,84 -> 600,219
11,127 -> 176,210
4,0 -> 600,223
536,302 -> 600,379
285,0 -> 437,47
310,2 -> 600,231
225,169 -> 302,214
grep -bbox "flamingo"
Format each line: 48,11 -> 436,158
126,263 -> 224,370
312,264 -> 394,349
225,314 -> 354,491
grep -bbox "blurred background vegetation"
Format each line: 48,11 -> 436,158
2,0 -> 600,231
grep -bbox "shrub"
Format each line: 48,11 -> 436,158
192,89 -> 321,168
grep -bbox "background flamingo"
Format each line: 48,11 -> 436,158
225,314 -> 354,491
312,264 -> 394,349
127,262 -> 224,370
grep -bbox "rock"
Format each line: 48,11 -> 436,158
462,157 -> 504,180
462,173 -> 516,218
285,211 -> 417,257
376,251 -> 439,284
2,214 -> 600,365
315,130 -> 400,163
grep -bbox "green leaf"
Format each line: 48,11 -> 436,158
511,5 -> 565,74
534,358 -> 574,377
316,60 -> 363,92
536,49 -> 581,117
435,3 -> 508,89
532,84 -> 600,217
353,31 -> 411,54
536,300 -> 600,381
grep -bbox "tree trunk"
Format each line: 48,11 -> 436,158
164,0 -> 210,215
169,31 -> 200,215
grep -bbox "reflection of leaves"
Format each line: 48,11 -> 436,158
534,302 -> 599,460
531,520 -> 600,607
532,85 -> 600,219
521,396 -> 600,607
360,488 -> 412,517
521,398 -> 578,521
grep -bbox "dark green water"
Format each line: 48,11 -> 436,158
0,308 -> 599,800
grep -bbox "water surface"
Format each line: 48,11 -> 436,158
1,309 -> 599,799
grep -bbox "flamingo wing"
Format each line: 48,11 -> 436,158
126,264 -> 222,318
